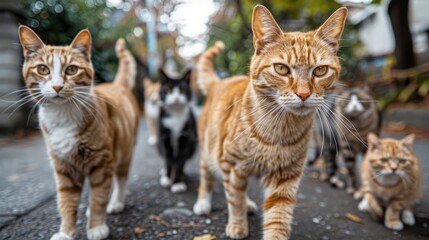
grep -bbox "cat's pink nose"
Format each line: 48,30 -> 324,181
53,86 -> 63,93
297,92 -> 310,101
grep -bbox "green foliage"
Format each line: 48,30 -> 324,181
378,77 -> 429,110
20,0 -> 134,82
208,0 -> 362,79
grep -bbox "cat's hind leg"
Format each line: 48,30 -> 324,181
106,176 -> 127,214
246,194 -> 258,214
193,154 -> 216,215
107,156 -> 131,214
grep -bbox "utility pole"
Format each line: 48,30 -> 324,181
145,0 -> 158,77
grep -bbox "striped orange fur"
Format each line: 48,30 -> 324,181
19,26 -> 140,240
193,5 -> 347,239
358,133 -> 423,231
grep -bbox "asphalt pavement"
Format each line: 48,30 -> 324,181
0,119 -> 428,240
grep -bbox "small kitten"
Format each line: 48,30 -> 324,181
330,86 -> 381,194
157,69 -> 197,193
358,133 -> 423,231
18,26 -> 140,240
143,78 -> 160,146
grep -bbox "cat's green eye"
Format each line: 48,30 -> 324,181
37,65 -> 50,75
274,64 -> 289,76
381,158 -> 389,163
65,66 -> 78,75
398,159 -> 407,164
313,66 -> 328,77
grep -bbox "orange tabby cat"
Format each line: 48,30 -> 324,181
193,5 -> 347,239
19,26 -> 140,240
358,133 -> 423,231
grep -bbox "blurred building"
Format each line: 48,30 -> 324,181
0,1 -> 26,132
345,0 -> 429,62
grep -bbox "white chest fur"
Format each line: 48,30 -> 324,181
162,106 -> 190,155
377,174 -> 401,187
145,101 -> 160,119
39,104 -> 82,159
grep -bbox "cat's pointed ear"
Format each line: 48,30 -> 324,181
315,7 -> 348,52
181,69 -> 192,83
401,134 -> 415,152
158,69 -> 169,84
70,29 -> 91,56
252,5 -> 283,54
367,133 -> 381,152
18,25 -> 45,57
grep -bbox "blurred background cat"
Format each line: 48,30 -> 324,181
157,69 -> 197,193
144,78 -> 160,146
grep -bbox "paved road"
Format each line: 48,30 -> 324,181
0,119 -> 428,239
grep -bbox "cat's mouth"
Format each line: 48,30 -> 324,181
166,102 -> 187,109
345,110 -> 363,118
46,94 -> 70,104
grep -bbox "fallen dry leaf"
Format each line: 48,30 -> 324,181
133,227 -> 146,234
149,214 -> 161,221
345,213 -> 363,223
148,214 -> 171,227
156,231 -> 166,237
193,234 -> 217,240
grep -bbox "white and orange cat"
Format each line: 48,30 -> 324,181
358,133 -> 423,231
143,78 -> 160,146
193,5 -> 347,239
18,26 -> 140,240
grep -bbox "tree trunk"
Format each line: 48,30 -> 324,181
388,0 -> 416,70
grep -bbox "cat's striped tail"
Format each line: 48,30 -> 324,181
197,41 -> 224,94
113,38 -> 136,90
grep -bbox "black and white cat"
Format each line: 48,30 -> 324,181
157,69 -> 198,193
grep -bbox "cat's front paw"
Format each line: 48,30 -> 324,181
330,175 -> 345,189
226,222 -> 249,239
346,187 -> 355,194
193,198 -> 212,215
50,232 -> 72,240
385,220 -> 403,231
319,172 -> 329,181
160,175 -> 172,187
87,224 -> 109,240
171,182 -> 187,193
358,198 -> 370,212
353,190 -> 364,200
402,210 -> 415,226
147,136 -> 157,146
107,201 -> 125,214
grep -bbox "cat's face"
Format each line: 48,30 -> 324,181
19,26 -> 94,105
249,6 -> 347,116
144,78 -> 160,104
338,87 -> 374,117
367,133 -> 417,179
159,70 -> 192,108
